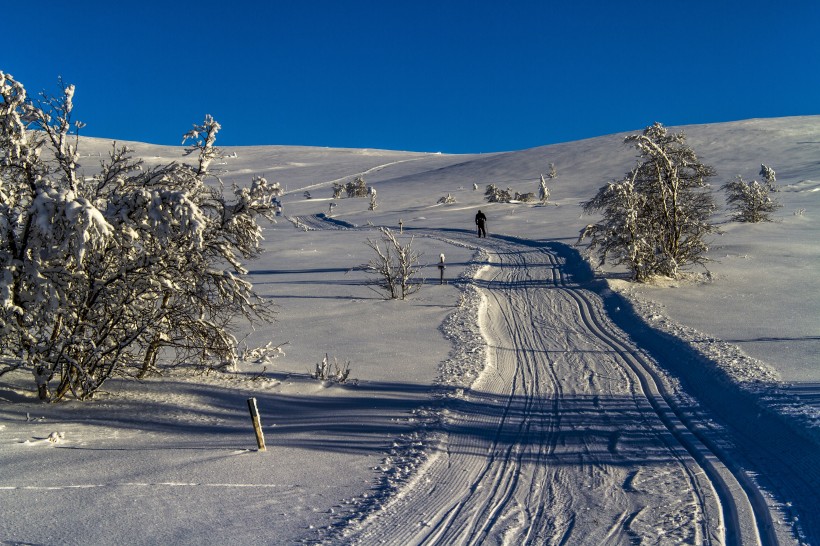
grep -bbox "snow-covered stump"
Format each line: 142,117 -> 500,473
246,397 -> 266,452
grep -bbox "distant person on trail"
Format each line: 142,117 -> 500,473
475,210 -> 487,238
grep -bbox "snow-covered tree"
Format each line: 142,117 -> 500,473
364,227 -> 423,300
485,184 -> 512,203
760,164 -> 778,192
437,193 -> 456,204
346,176 -> 368,198
368,186 -> 377,211
539,174 -> 551,204
332,182 -> 344,199
0,73 -> 277,400
579,123 -> 717,281
722,175 -> 781,222
547,162 -> 557,179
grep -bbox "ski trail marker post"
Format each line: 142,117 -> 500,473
247,397 -> 266,451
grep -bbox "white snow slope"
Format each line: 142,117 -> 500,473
1,116 -> 818,545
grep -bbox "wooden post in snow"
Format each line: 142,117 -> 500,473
399,219 -> 404,234
247,397 -> 266,451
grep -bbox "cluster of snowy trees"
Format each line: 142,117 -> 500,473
484,184 -> 512,203
333,176 -> 368,199
484,184 -> 535,203
484,164 -> 555,205
578,123 -> 782,281
0,73 -> 279,400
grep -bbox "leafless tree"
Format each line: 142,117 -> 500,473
363,228 -> 423,300
579,123 -> 717,281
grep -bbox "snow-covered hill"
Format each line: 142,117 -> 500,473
1,116 -> 818,544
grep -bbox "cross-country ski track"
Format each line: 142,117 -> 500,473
296,215 -> 819,546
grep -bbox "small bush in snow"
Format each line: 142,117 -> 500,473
240,341 -> 287,364
0,73 -> 277,400
722,175 -> 781,222
312,354 -> 351,383
514,191 -> 536,203
364,227 -> 423,300
437,193 -> 456,204
578,122 -> 717,281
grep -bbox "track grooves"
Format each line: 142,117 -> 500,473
304,221 -> 790,545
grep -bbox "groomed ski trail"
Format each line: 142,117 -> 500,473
294,217 -> 796,545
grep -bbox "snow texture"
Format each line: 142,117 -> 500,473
1,116 -> 819,545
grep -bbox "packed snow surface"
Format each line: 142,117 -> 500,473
1,116 -> 819,545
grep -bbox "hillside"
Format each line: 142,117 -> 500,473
1,116 -> 818,545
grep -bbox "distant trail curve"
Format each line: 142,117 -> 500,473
282,155 -> 434,198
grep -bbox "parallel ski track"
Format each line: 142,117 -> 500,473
296,217 -> 780,545
539,246 -> 775,546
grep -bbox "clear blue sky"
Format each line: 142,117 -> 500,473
5,1 -> 818,153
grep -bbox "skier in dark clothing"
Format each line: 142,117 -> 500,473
475,210 -> 487,238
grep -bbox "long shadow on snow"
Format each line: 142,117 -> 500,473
543,239 -> 820,543
0,376 -> 707,467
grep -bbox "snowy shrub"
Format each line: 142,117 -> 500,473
514,191 -> 536,203
485,184 -> 512,203
346,176 -> 368,198
240,341 -> 287,364
722,175 -> 781,222
437,193 -> 456,204
0,73 -> 277,400
547,162 -> 557,180
332,183 -> 344,199
760,163 -> 778,192
364,227 -> 423,300
578,122 -> 717,281
311,353 -> 351,383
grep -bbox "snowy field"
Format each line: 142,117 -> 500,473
1,116 -> 819,545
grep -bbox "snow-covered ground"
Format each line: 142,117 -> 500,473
1,116 -> 818,544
